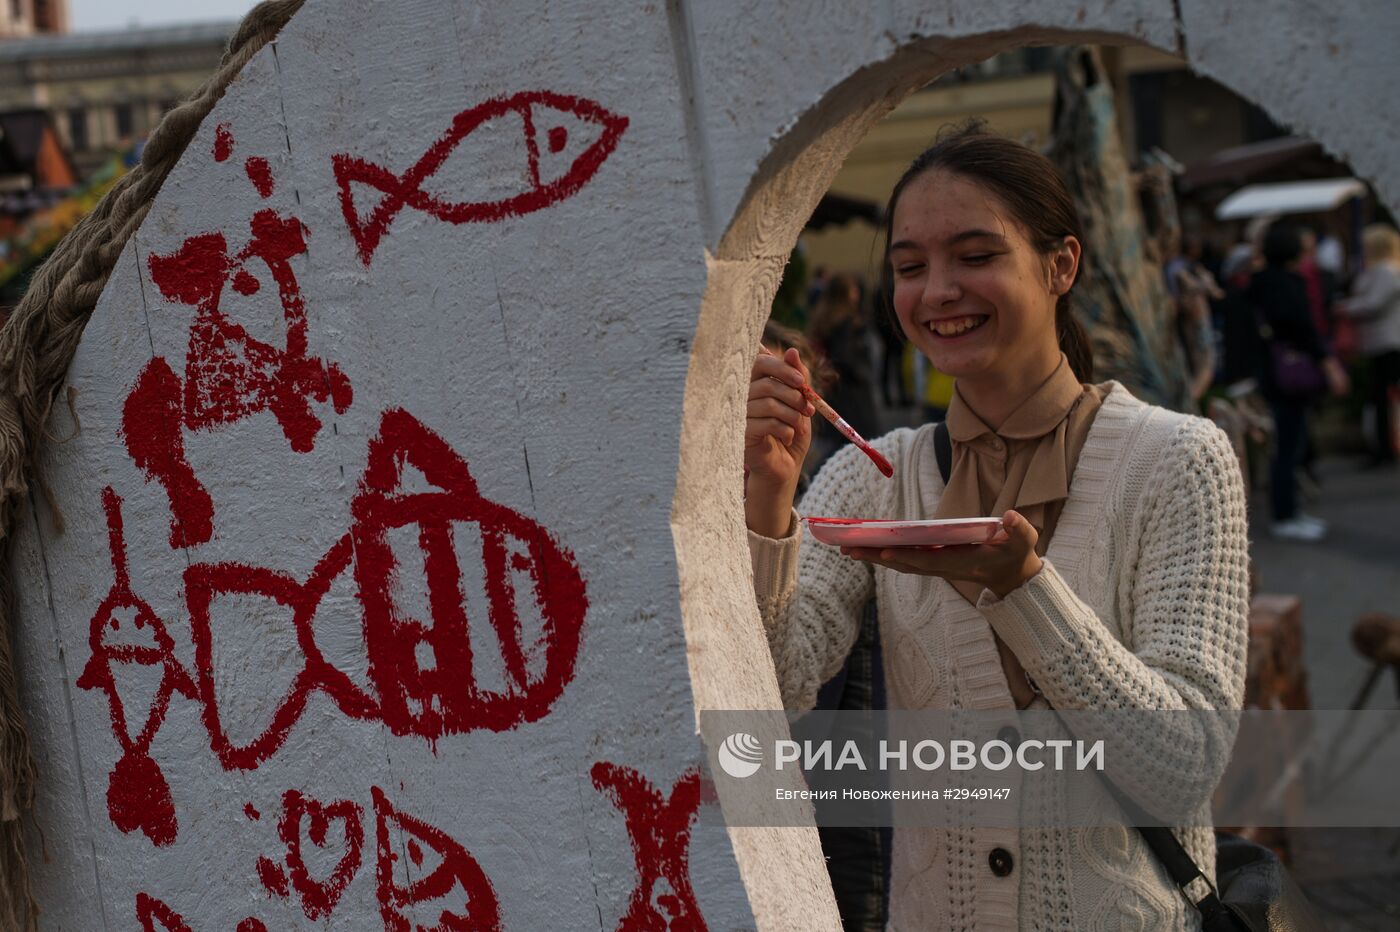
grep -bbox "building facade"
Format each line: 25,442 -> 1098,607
0,0 -> 68,38
0,21 -> 234,177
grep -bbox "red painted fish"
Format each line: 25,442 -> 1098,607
332,90 -> 629,265
78,488 -> 198,848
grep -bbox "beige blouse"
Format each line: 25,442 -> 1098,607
933,355 -> 1106,703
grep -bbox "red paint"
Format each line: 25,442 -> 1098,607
591,762 -> 707,932
351,408 -> 588,739
860,441 -> 895,479
332,91 -> 628,264
232,269 -> 260,296
547,126 -> 568,153
274,789 -> 365,920
136,894 -> 267,932
245,803 -> 261,821
77,488 -> 197,847
255,855 -> 289,898
133,202 -> 352,547
245,156 -> 275,198
86,411 -> 587,849
136,893 -> 195,932
213,123 -> 234,162
185,531 -> 377,771
372,785 -> 501,931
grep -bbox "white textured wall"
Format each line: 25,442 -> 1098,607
12,0 -> 1396,929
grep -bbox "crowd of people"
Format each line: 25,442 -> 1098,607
1187,218 -> 1400,541
771,214 -> 1400,545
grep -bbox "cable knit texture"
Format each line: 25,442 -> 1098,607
749,383 -> 1250,931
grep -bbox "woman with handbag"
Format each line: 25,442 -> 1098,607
1246,224 -> 1350,542
744,124 -> 1256,929
1337,223 -> 1400,467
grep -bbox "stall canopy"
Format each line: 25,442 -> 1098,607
1215,177 -> 1367,220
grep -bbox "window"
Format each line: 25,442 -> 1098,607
115,103 -> 134,139
67,108 -> 88,151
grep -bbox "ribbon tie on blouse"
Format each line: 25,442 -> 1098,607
933,354 -> 1104,606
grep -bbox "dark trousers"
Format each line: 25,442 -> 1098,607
1370,350 -> 1400,462
1270,399 -> 1308,521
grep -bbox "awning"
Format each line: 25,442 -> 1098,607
805,191 -> 881,230
1214,177 -> 1367,220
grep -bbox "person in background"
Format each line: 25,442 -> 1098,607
1249,224 -> 1349,541
807,273 -> 880,471
1166,232 -> 1222,407
874,267 -> 912,409
1337,224 -> 1400,468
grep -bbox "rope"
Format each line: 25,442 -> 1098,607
0,3 -> 305,926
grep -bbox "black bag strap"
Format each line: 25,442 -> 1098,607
934,420 -> 952,484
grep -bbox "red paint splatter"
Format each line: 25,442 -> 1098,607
547,125 -> 568,153
273,789 -> 365,920
332,90 -> 628,264
136,893 -> 195,932
373,785 -> 501,931
245,803 -> 261,821
351,408 -> 588,739
122,358 -> 213,549
213,123 -> 234,162
232,269 -> 260,295
132,204 -> 352,547
255,855 -> 289,898
245,156 -> 275,198
407,839 -> 424,867
236,921 -> 269,932
77,488 -> 197,847
591,762 -> 708,932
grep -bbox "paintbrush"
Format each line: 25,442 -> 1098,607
758,344 -> 894,478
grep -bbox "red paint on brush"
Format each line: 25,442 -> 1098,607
244,156 -> 275,198
861,442 -> 895,478
213,123 -> 234,162
758,345 -> 893,479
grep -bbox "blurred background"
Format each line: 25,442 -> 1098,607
2,2 -> 1397,928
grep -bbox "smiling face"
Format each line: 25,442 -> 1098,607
888,169 -> 1078,396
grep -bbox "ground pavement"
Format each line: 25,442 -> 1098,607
1250,456 -> 1400,930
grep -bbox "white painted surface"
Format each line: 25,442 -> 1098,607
11,0 -> 1398,929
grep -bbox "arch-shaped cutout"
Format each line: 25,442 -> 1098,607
674,16 -> 1397,929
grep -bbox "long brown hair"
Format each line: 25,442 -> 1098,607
882,122 -> 1094,382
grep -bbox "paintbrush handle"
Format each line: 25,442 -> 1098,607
756,345 -> 894,478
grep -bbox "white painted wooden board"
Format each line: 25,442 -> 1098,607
11,0 -> 1400,929
13,1 -> 754,928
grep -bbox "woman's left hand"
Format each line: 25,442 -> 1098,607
840,510 -> 1043,599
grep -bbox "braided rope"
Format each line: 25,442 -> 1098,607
0,3 -> 305,926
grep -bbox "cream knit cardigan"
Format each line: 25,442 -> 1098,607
748,383 -> 1250,931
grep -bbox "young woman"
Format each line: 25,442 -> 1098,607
745,126 -> 1250,930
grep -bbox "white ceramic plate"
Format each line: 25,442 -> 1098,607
803,516 -> 1007,549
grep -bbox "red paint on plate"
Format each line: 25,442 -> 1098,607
804,516 -> 1006,549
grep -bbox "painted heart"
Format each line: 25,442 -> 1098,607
278,789 -> 365,921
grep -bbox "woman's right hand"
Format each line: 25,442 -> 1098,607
744,347 -> 815,537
